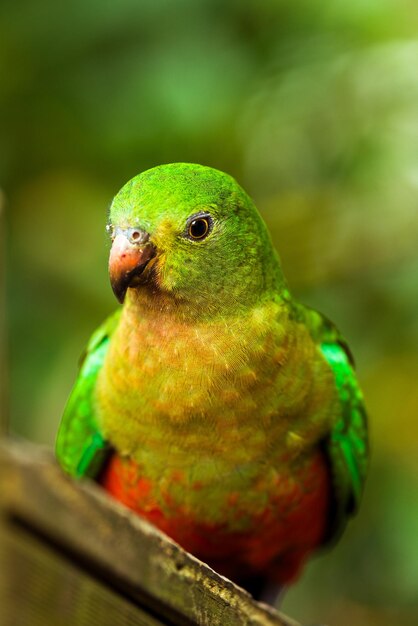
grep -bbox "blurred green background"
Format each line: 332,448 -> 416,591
1,1 -> 418,624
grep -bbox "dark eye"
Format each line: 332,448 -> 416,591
186,214 -> 213,240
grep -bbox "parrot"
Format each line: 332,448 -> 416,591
56,162 -> 368,599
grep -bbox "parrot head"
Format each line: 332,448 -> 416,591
108,163 -> 285,315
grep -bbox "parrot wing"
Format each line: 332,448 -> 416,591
291,300 -> 369,541
55,310 -> 121,479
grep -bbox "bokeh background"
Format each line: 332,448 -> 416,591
1,1 -> 418,624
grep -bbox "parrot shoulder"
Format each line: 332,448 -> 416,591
55,309 -> 121,479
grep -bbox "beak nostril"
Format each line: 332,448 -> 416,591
128,229 -> 149,244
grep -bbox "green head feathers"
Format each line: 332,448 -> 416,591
109,163 -> 285,316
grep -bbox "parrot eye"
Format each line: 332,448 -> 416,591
185,213 -> 213,241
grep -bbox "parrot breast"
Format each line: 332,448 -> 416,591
100,447 -> 330,584
95,293 -> 339,583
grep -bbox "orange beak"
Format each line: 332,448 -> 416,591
109,231 -> 156,303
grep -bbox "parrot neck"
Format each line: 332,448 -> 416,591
121,283 -> 288,346
124,269 -> 287,323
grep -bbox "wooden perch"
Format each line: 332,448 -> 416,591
0,439 -> 301,626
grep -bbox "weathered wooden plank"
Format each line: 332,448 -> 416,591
0,439 -> 301,626
0,522 -> 165,626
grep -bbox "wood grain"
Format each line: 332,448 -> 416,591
0,439 -> 301,626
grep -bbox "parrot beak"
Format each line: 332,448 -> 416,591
109,230 -> 156,303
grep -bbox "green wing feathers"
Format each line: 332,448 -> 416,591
299,303 -> 369,540
320,341 -> 369,537
55,311 -> 120,478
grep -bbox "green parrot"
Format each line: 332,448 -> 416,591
56,163 -> 368,597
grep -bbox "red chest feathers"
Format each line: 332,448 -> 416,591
100,450 -> 331,584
